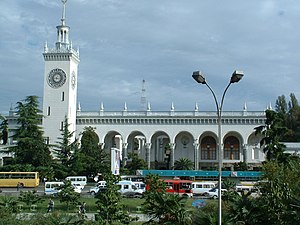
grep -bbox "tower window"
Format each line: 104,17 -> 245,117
62,92 -> 65,101
47,106 -> 51,116
60,121 -> 64,131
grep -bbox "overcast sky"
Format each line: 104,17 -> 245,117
1,0 -> 300,115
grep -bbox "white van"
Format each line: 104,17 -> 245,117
65,176 -> 87,187
45,181 -> 82,195
117,180 -> 144,197
133,181 -> 146,192
44,181 -> 64,195
192,181 -> 216,196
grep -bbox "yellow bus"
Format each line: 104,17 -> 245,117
0,172 -> 39,187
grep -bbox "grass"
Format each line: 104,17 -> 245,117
1,195 -> 208,225
3,195 -> 199,213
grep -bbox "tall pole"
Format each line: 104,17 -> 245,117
192,70 -> 243,225
205,82 -> 231,225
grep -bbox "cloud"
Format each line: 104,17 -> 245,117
1,0 -> 300,115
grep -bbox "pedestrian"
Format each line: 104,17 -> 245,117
47,198 -> 54,213
79,202 -> 86,214
17,182 -> 20,191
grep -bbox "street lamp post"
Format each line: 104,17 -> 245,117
192,70 -> 243,225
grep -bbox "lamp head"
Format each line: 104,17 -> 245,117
230,70 -> 244,83
192,71 -> 206,84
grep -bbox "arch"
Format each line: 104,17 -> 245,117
126,131 -> 147,161
150,131 -> 171,170
103,131 -> 122,152
247,132 -> 264,161
174,131 -> 194,162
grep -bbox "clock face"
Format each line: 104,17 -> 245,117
71,71 -> 76,89
47,68 -> 66,88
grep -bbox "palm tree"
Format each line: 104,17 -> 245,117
143,174 -> 192,225
173,158 -> 194,170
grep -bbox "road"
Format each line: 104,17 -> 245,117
0,183 -> 96,196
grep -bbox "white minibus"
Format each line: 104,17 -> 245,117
65,176 -> 87,187
117,180 -> 144,197
132,181 -> 146,192
45,181 -> 82,195
192,181 -> 216,195
44,181 -> 64,195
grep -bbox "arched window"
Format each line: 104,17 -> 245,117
224,136 -> 240,160
201,136 -> 216,160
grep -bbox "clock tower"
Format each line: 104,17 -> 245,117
42,0 -> 79,145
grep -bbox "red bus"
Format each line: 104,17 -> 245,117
164,179 -> 193,198
146,178 -> 193,198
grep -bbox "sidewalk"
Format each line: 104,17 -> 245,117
17,212 -> 151,222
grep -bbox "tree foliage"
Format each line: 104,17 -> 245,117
275,93 -> 300,141
18,190 -> 44,206
125,152 -> 147,174
72,126 -> 110,177
9,96 -> 52,167
53,116 -> 76,167
255,109 -> 287,162
57,180 -> 80,209
95,172 -> 135,225
0,114 -> 8,145
142,174 -> 192,225
173,157 -> 194,170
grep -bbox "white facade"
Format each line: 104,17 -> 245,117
75,109 -> 266,170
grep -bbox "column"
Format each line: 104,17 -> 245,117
144,143 -> 152,169
122,143 -> 128,167
193,140 -> 199,170
99,143 -> 104,150
243,144 -> 248,164
169,143 -> 176,169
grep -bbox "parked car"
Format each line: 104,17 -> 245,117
89,180 -> 144,198
204,188 -> 227,199
89,186 -> 107,195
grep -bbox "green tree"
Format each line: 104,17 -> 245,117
192,202 -> 218,225
173,157 -> 194,170
74,126 -> 110,177
18,190 -> 44,206
255,109 -> 287,162
142,174 -> 192,225
0,196 -> 19,213
275,93 -> 300,141
95,172 -> 135,224
233,161 -> 248,171
0,115 -> 8,145
251,160 -> 300,225
125,152 -> 147,175
53,116 -> 75,166
275,94 -> 288,115
52,116 -> 79,179
286,93 -> 300,141
57,180 -> 80,209
224,190 -> 259,225
10,96 -> 52,167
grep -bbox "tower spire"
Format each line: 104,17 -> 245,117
141,79 -> 147,111
55,0 -> 70,50
61,0 -> 67,26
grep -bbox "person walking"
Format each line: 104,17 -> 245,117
79,202 -> 86,214
17,182 -> 20,191
47,198 -> 54,213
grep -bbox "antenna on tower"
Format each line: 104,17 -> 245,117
140,79 -> 147,111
